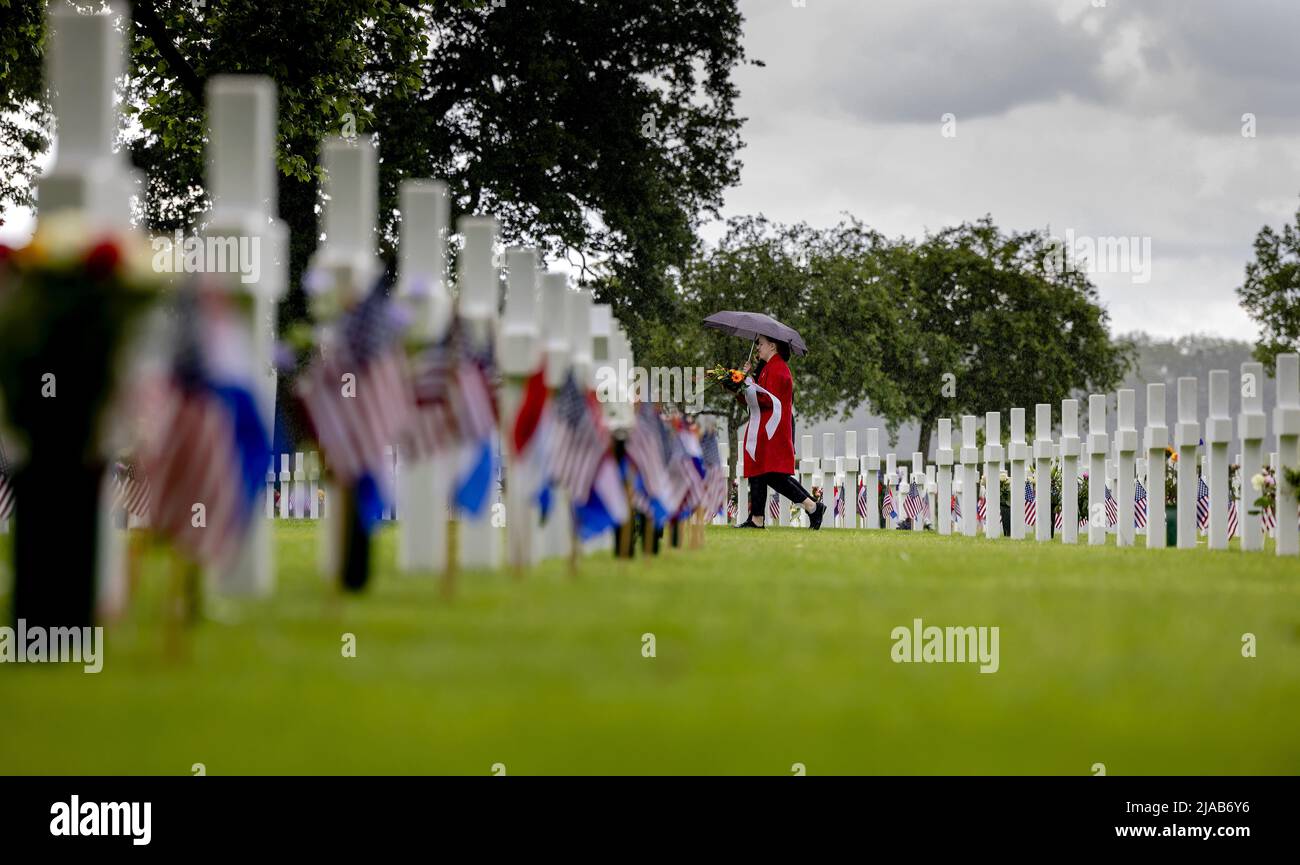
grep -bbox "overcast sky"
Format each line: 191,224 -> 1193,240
703,0 -> 1300,341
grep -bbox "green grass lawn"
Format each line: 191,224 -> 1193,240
1,522 -> 1298,775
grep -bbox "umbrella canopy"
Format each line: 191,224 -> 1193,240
702,311 -> 808,356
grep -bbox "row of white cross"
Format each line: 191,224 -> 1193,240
32,6 -> 648,612
748,361 -> 1300,557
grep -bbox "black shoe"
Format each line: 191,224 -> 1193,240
736,518 -> 765,529
808,502 -> 827,530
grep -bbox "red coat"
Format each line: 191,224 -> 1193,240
739,354 -> 795,477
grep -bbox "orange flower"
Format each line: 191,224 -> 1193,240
729,369 -> 744,383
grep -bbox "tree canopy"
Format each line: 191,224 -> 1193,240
646,215 -> 1132,465
1,0 -> 751,338
1237,197 -> 1300,372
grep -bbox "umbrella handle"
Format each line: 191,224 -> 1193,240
745,338 -> 756,370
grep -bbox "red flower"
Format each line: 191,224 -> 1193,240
84,239 -> 122,279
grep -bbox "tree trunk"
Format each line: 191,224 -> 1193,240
916,411 -> 939,463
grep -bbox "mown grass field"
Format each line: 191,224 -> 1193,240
1,522 -> 1298,775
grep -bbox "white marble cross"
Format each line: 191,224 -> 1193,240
539,272 -> 572,556
1008,408 -> 1028,540
1115,389 -> 1137,547
1205,370 -> 1232,550
865,428 -> 882,530
1033,404 -> 1053,542
842,431 -> 860,529
500,248 -> 541,568
911,452 -> 925,532
884,451 -> 898,530
960,415 -> 979,537
821,433 -> 838,529
983,412 -> 1003,539
1274,354 -> 1300,556
1238,362 -> 1266,552
396,180 -> 451,575
1174,377 -> 1200,549
1144,383 -> 1168,550
936,418 -> 954,536
206,75 -> 286,598
1059,399 -> 1081,544
1086,395 -> 1108,545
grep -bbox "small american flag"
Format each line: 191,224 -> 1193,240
1262,506 -> 1276,534
1104,485 -> 1118,527
1196,475 -> 1210,531
768,490 -> 780,521
0,439 -> 14,521
857,477 -> 869,519
883,486 -> 896,521
1053,509 -> 1063,532
951,494 -> 961,522
976,496 -> 986,524
833,483 -> 844,520
627,401 -> 670,515
902,481 -> 923,521
114,458 -> 152,518
1024,480 -> 1037,527
1134,478 -> 1148,529
699,429 -> 727,518
1227,499 -> 1239,538
299,286 -> 415,503
921,490 -> 932,524
545,374 -> 606,505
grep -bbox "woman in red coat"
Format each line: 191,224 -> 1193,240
729,334 -> 826,529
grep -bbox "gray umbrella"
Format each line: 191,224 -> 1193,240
702,310 -> 808,356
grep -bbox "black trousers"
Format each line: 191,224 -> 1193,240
749,472 -> 813,518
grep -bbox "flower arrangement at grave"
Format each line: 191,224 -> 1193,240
1078,469 -> 1090,520
1250,466 -> 1277,516
0,214 -> 160,627
706,364 -> 748,393
1164,446 -> 1178,507
1049,460 -> 1064,528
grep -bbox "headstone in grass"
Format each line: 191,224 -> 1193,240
1144,383 -> 1169,549
1033,404 -> 1053,542
1174,377 -> 1201,549
842,431 -> 859,529
821,433 -> 838,529
1087,395 -> 1109,546
1008,408 -> 1028,540
885,451 -> 898,530
1275,354 -> 1300,556
204,75 -> 285,597
960,415 -> 980,537
458,217 -> 503,569
1060,399 -> 1081,544
1238,362 -> 1266,551
865,428 -> 882,530
936,418 -> 954,536
983,412 -> 1003,539
735,426 -> 748,527
1206,370 -> 1232,550
540,272 -> 572,556
396,180 -> 452,574
911,452 -> 925,532
1116,389 -> 1137,547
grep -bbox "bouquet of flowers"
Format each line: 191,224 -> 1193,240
1250,466 -> 1277,516
1164,446 -> 1178,507
705,364 -> 748,394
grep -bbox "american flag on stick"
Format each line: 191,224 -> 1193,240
627,401 -> 670,518
114,458 -> 152,519
545,374 -> 607,505
1227,499 -> 1239,538
951,494 -> 961,522
298,286 -> 415,514
1105,485 -> 1118,527
146,290 -> 270,565
883,486 -> 896,522
976,496 -> 986,524
1024,480 -> 1037,527
902,481 -> 923,521
0,439 -> 14,522
1196,475 -> 1210,531
1262,506 -> 1276,534
768,490 -> 780,521
1134,478 -> 1148,529
857,477 -> 869,519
